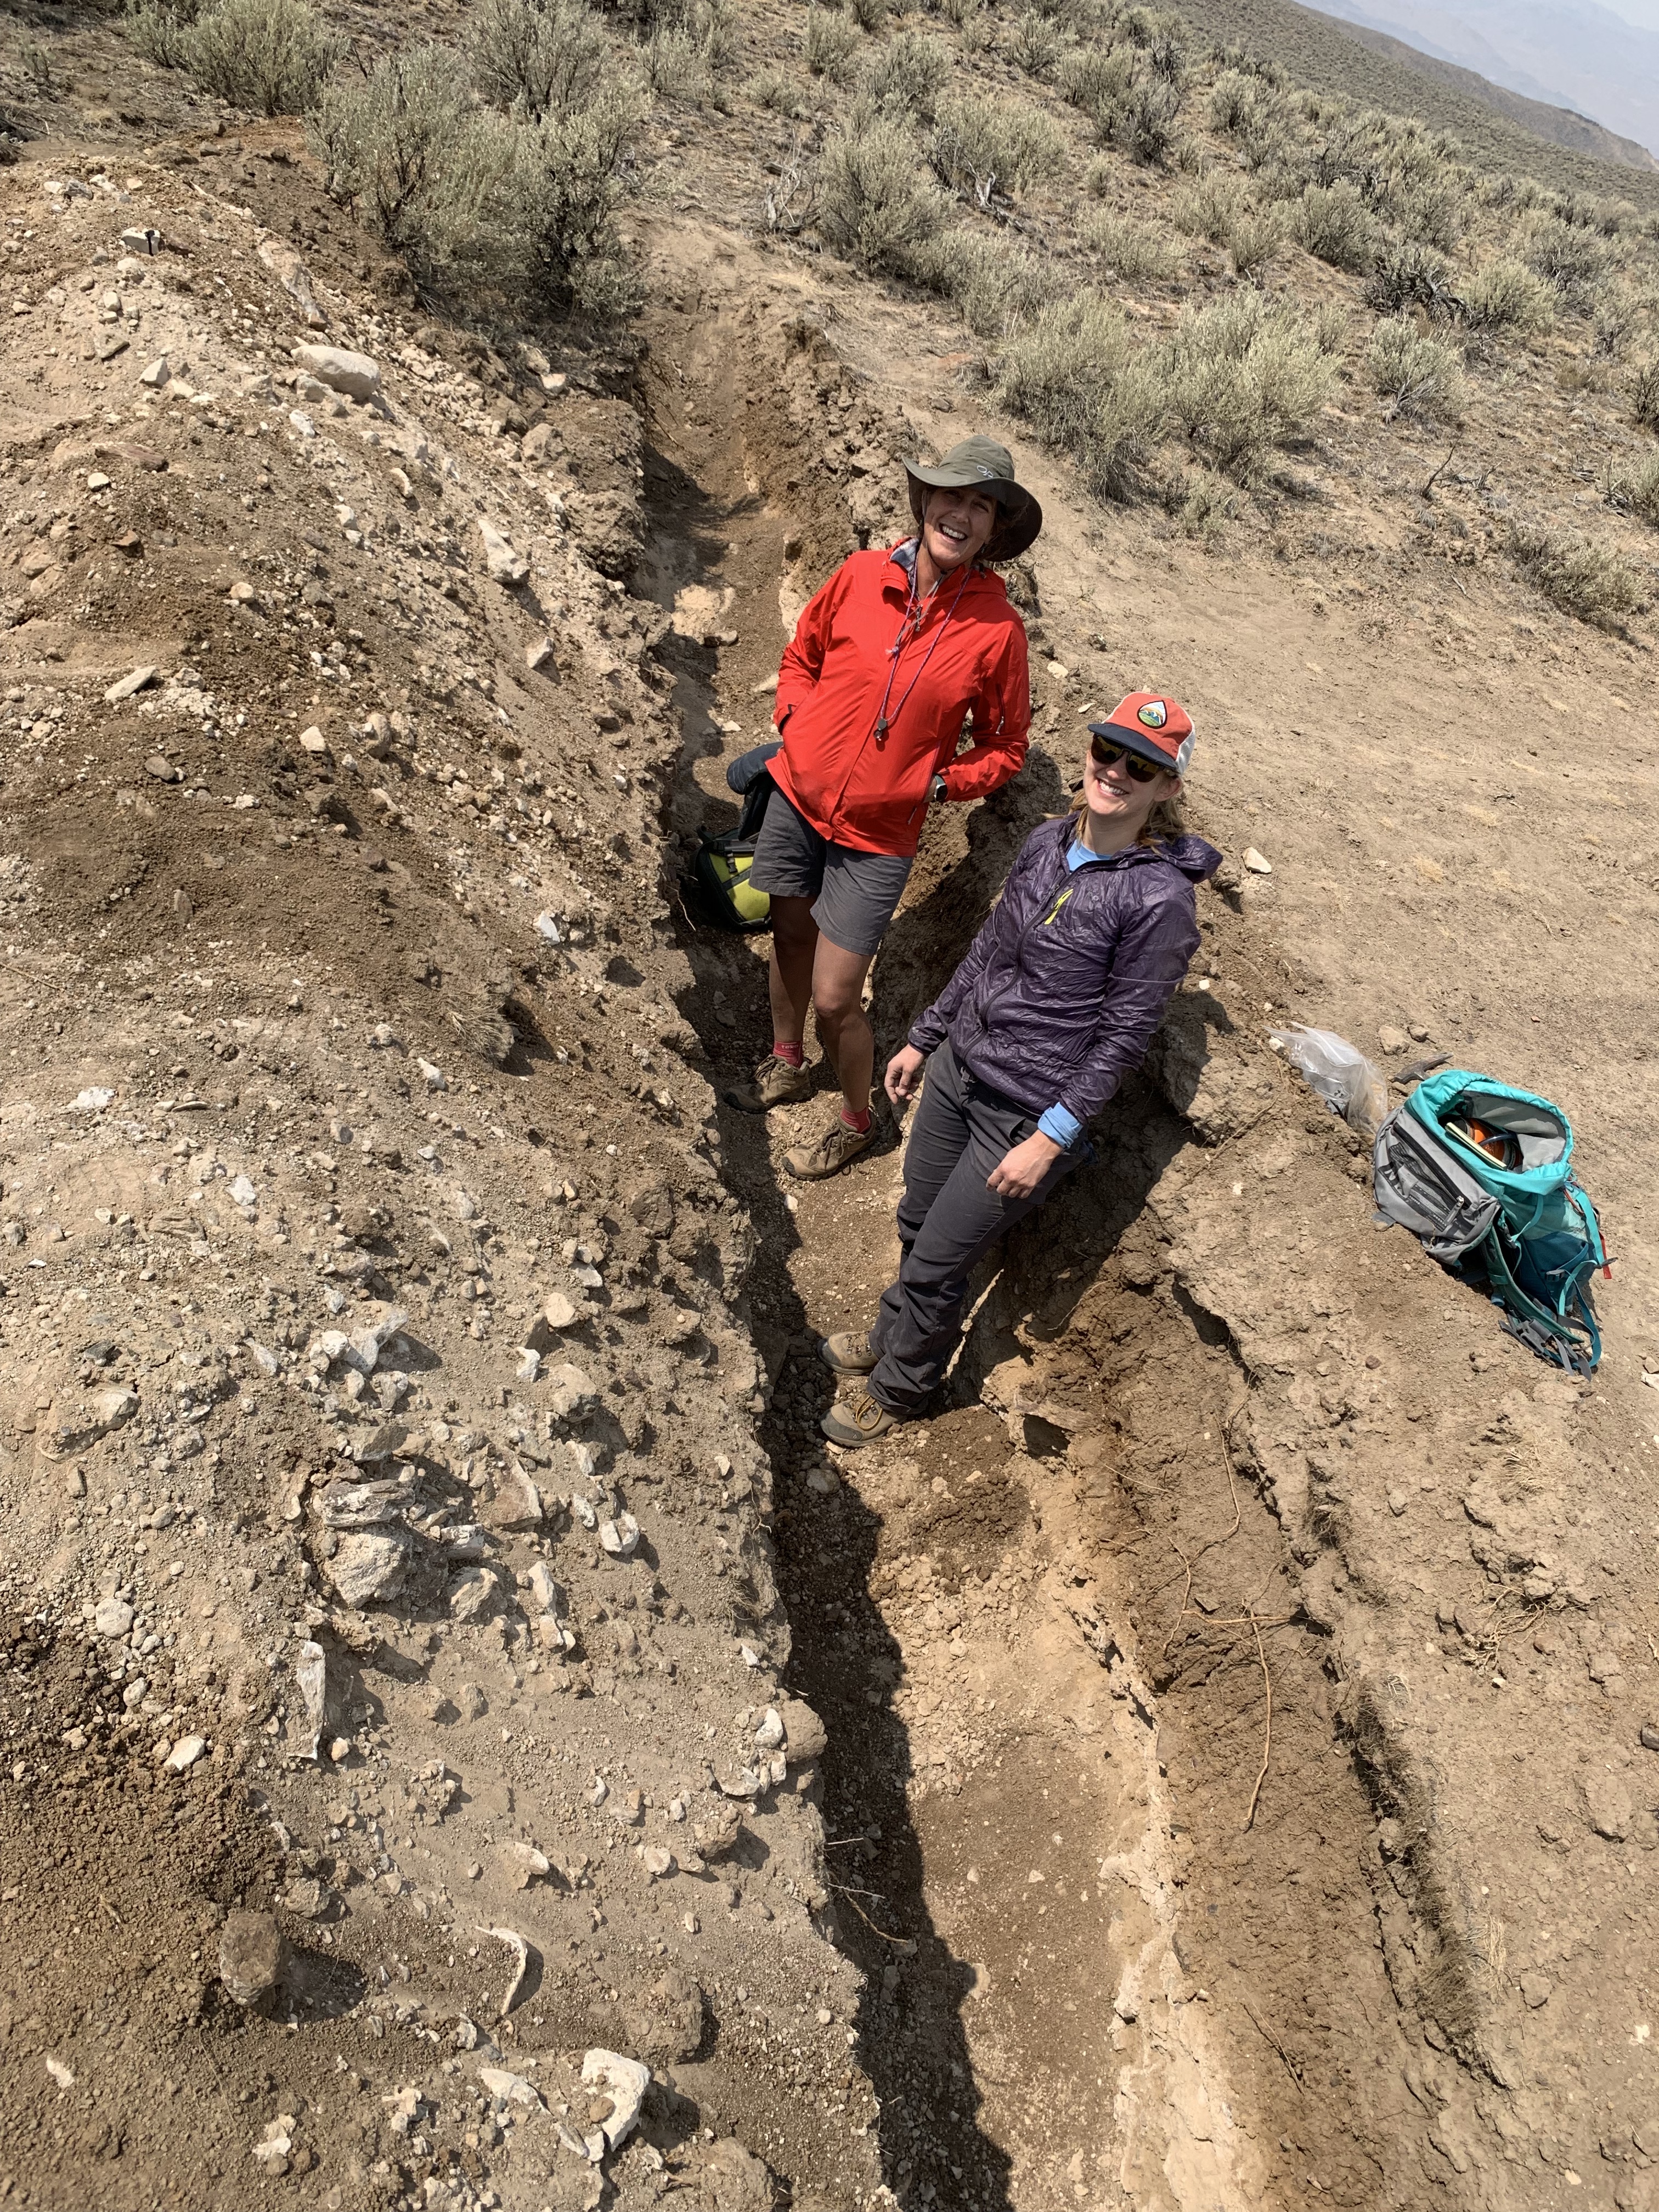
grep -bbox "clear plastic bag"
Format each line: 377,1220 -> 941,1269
1269,1024 -> 1389,1136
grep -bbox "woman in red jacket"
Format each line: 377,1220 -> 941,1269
728,436 -> 1042,1182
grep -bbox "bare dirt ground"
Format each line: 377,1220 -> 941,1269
0,18 -> 1657,2212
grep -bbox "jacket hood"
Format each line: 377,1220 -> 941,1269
1045,813 -> 1222,883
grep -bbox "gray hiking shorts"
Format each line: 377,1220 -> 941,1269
749,791 -> 913,959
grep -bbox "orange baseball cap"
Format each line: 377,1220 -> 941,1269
1088,692 -> 1195,778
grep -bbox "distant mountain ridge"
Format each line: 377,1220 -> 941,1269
1172,0 -> 1659,208
1314,4 -> 1659,172
1307,0 -> 1659,162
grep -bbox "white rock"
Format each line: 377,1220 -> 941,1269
296,1640 -> 326,1759
501,1841 -> 550,1888
298,725 -> 329,756
165,1734 -> 206,1772
546,1362 -> 596,1419
599,1514 -> 640,1559
571,1490 -> 599,1531
581,2051 -> 650,2153
289,409 -> 315,439
251,2119 -> 294,2166
754,1707 -> 785,1751
139,354 -> 171,387
94,1598 -> 134,1639
516,1347 -> 541,1383
739,1641 -> 762,1669
246,1340 -> 280,1378
534,911 -> 562,941
479,520 -> 529,587
327,1531 -> 409,1607
122,1678 -> 149,1709
228,1172 -> 257,1207
294,342 -> 381,402
70,1086 -> 115,1113
105,665 -> 157,704
475,1925 -> 532,2017
529,1564 -> 566,1613
417,1058 -> 445,1090
642,1846 -> 675,1880
479,2066 -> 543,2109
1243,847 -> 1273,875
450,1566 -> 502,1621
45,2056 -> 75,2091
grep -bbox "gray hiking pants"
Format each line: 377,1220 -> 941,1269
867,1041 -> 1085,1415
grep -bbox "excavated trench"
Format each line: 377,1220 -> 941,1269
628,293 -> 1451,2211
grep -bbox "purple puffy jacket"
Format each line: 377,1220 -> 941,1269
908,812 -> 1221,1129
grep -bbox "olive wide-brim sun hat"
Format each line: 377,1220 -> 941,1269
903,435 -> 1043,563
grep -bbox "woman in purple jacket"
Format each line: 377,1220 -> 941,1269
819,692 -> 1220,1447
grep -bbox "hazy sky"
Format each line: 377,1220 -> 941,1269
1591,0 -> 1659,28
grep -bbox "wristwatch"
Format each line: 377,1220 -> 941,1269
928,774 -> 949,803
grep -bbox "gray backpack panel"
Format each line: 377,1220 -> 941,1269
1372,1101 -> 1502,1264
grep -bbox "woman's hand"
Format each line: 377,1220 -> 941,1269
884,1046 -> 927,1108
987,1131 -> 1063,1201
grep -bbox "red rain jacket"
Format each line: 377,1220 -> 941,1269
770,542 -> 1031,859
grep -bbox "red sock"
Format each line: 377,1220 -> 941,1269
841,1105 -> 872,1135
772,1040 -> 804,1068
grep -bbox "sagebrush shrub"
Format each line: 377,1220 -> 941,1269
1461,257 -> 1555,336
816,113 -> 946,274
184,0 -> 342,114
862,28 -> 948,117
1084,207 -> 1178,283
1170,170 -> 1242,244
1364,240 -> 1455,317
1525,217 -> 1611,305
469,0 -> 609,121
1366,315 -> 1465,422
1508,524 -> 1645,629
123,0 -> 202,70
992,293 -> 1163,498
1610,452 -> 1659,525
1228,205 -> 1285,280
1633,359 -> 1659,432
844,0 -> 888,31
1592,285 -> 1640,359
311,40 -> 641,311
1008,9 -> 1064,76
929,87 -> 1064,200
1293,180 -> 1374,270
1158,289 -> 1336,477
916,227 -> 1061,336
805,8 -> 859,80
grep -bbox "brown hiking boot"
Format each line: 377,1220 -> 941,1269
821,1330 -> 878,1376
784,1115 -> 876,1181
723,1052 -> 814,1114
821,1388 -> 902,1448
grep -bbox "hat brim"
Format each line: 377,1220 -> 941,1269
1087,721 -> 1186,778
904,459 -> 1042,563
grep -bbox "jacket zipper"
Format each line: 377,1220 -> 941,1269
976,847 -> 1074,1032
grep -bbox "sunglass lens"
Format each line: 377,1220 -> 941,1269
1090,736 -> 1158,783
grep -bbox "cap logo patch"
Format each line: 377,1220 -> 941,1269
1137,700 -> 1168,729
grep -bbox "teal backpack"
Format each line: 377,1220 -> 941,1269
1372,1068 -> 1609,1375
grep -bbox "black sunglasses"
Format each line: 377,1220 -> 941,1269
1090,734 -> 1163,785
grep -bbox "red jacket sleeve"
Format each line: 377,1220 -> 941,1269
774,562 -> 850,735
937,614 -> 1030,802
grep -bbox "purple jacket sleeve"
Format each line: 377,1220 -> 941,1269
1052,886 -> 1199,1127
